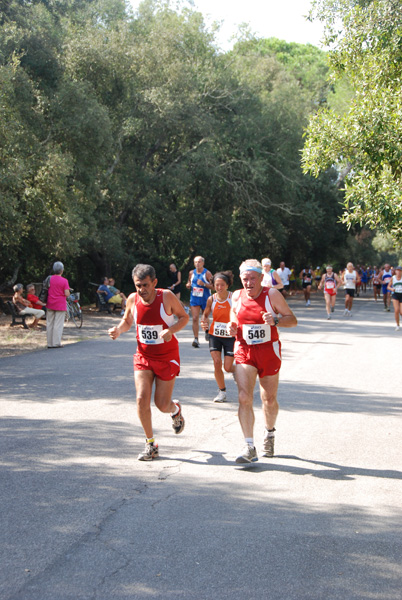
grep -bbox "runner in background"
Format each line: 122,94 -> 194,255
342,262 -> 360,317
380,263 -> 393,312
201,271 -> 236,402
372,266 -> 381,302
261,258 -> 283,290
313,266 -> 322,289
300,266 -> 313,306
387,266 -> 402,331
186,256 -> 213,348
318,265 -> 341,319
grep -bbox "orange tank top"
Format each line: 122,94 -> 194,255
209,292 -> 233,337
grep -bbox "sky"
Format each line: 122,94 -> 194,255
129,0 -> 325,50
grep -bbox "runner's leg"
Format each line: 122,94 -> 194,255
259,373 -> 280,431
211,350 -> 225,389
154,377 -> 177,413
191,305 -> 201,340
236,363 -> 258,439
134,370 -> 155,439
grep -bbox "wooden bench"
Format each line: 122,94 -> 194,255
6,301 -> 29,329
96,292 -> 113,314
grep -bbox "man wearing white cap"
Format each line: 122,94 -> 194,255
229,259 -> 297,464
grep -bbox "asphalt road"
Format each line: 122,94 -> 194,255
1,293 -> 401,600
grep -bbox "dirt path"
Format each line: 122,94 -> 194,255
0,307 -> 121,358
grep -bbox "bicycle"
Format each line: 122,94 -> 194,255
66,291 -> 83,328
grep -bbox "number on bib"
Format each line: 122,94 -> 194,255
137,324 -> 164,345
193,287 -> 204,297
213,321 -> 231,338
242,323 -> 271,345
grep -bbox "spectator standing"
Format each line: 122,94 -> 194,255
46,261 -> 70,348
168,263 -> 182,299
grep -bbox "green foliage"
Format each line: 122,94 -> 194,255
0,0 -> 356,292
303,0 -> 402,242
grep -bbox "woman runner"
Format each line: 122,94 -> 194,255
201,271 -> 236,402
318,265 -> 341,319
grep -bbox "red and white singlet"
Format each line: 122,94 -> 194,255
233,287 -> 281,377
209,292 -> 233,337
234,287 -> 279,346
133,289 -> 179,361
324,274 -> 337,296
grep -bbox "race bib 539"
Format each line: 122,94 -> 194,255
138,324 -> 164,345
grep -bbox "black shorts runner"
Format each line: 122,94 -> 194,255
345,288 -> 355,297
392,292 -> 402,302
209,334 -> 235,357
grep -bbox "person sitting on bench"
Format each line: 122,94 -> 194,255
97,277 -> 126,314
12,284 -> 45,329
26,283 -> 47,314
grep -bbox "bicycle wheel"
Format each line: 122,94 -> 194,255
71,302 -> 83,328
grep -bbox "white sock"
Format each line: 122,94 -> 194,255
245,437 -> 254,447
264,428 -> 276,439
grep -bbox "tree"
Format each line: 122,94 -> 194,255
302,0 -> 402,243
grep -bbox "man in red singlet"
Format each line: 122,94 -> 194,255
229,259 -> 297,464
108,264 -> 189,461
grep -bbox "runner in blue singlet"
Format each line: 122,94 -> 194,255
186,256 -> 213,348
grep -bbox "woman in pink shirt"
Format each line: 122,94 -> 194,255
46,261 -> 70,348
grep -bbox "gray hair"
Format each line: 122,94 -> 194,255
13,283 -> 23,292
53,261 -> 64,274
132,264 -> 156,281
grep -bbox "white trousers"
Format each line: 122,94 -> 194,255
20,307 -> 45,319
46,310 -> 66,347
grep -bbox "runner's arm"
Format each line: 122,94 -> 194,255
186,270 -> 193,289
264,288 -> 297,328
228,291 -> 240,336
318,274 -> 325,290
273,270 -> 284,290
201,296 -> 213,330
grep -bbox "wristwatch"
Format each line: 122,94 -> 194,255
274,317 -> 279,326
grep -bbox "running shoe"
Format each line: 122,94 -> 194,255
171,401 -> 185,434
395,326 -> 400,331
235,445 -> 258,464
331,306 -> 335,312
138,442 -> 159,461
213,390 -> 227,403
343,309 -> 348,316
347,311 -> 352,317
327,314 -> 331,320
262,436 -> 275,457
192,339 -> 200,348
